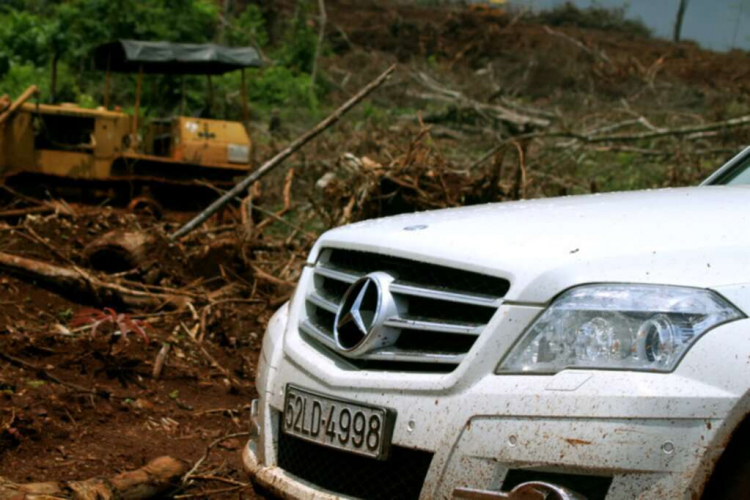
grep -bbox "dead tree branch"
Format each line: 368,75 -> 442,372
0,251 -> 181,309
413,72 -> 551,129
543,26 -> 612,65
584,114 -> 750,143
183,432 -> 250,484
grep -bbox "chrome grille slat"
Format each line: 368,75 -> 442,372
307,291 -> 340,314
313,266 -> 361,284
300,249 -> 510,373
299,319 -> 337,349
383,317 -> 483,336
361,349 -> 465,365
389,281 -> 502,307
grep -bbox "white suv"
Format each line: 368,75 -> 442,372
244,148 -> 750,500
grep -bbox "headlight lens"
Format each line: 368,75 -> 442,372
497,284 -> 743,374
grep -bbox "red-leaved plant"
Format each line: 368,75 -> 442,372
70,308 -> 150,344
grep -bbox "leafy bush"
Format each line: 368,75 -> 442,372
1,60 -> 79,102
247,66 -> 314,108
0,9 -> 53,67
277,3 -> 318,74
534,2 -> 651,37
226,5 -> 269,48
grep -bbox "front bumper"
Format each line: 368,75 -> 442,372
244,438 -> 344,500
244,299 -> 748,500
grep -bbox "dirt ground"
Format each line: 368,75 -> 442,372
0,205 -> 291,498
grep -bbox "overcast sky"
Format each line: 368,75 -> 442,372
513,0 -> 750,51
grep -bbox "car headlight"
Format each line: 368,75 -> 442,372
497,284 -> 743,374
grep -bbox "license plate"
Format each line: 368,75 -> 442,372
282,385 -> 394,460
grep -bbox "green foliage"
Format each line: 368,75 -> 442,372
1,61 -> 46,99
1,60 -> 79,102
278,3 -> 318,74
226,5 -> 269,48
0,9 -> 54,66
362,102 -> 388,124
534,1 -> 651,37
0,0 -> 326,114
247,66 -> 314,108
53,0 -> 219,62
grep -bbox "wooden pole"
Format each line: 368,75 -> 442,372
50,52 -> 59,104
241,68 -> 248,122
207,75 -> 214,118
181,75 -> 186,116
104,54 -> 112,109
131,65 -> 143,149
170,64 -> 396,240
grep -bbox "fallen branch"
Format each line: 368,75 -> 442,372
0,456 -> 185,499
251,264 -> 295,288
543,26 -> 612,65
255,167 -> 295,232
181,322 -> 244,391
171,64 -> 397,240
175,485 -> 248,498
196,177 -> 318,241
183,432 -> 250,484
0,250 -> 181,309
0,205 -> 55,219
152,342 -> 171,379
584,114 -> 750,143
189,475 -> 251,487
413,72 -> 551,129
469,113 -> 750,169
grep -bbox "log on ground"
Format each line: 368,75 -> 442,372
0,456 -> 185,500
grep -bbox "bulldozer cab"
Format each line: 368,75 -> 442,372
94,40 -> 262,173
1,40 -> 262,196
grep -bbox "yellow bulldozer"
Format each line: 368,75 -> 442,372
0,40 -> 262,209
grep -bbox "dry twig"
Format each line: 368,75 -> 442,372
182,432 -> 250,484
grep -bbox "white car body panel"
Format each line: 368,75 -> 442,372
245,185 -> 750,500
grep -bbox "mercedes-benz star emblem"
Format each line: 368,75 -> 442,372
333,272 -> 400,356
335,277 -> 380,350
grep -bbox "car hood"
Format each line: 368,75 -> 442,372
311,186 -> 750,304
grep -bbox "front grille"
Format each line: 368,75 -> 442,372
277,427 -> 433,500
299,248 -> 510,372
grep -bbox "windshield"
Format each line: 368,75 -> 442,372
706,147 -> 750,185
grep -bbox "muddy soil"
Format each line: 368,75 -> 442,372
0,205 -> 288,499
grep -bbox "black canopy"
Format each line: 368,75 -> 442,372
94,40 -> 263,75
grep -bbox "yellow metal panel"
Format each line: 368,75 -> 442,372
94,114 -> 130,159
176,116 -> 249,145
37,150 -> 95,177
20,102 -> 128,120
174,117 -> 251,167
1,110 -> 35,174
